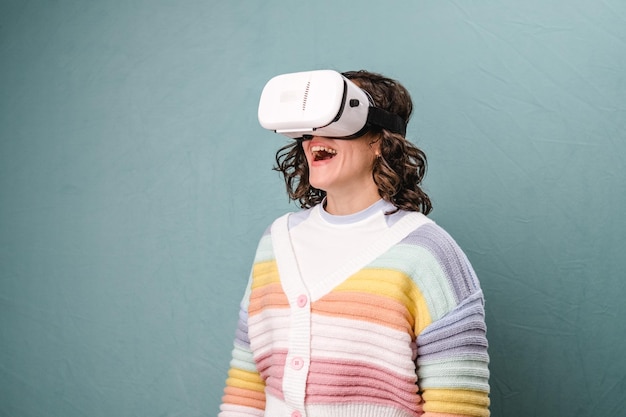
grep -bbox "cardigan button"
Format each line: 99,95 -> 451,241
291,411 -> 302,417
297,294 -> 308,308
291,356 -> 304,370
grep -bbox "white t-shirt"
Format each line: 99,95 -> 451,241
288,199 -> 409,290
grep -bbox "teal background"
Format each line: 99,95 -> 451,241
1,1 -> 625,416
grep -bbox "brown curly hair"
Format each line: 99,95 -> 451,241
273,70 -> 432,215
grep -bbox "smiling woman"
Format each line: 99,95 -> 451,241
274,70 -> 433,216
219,70 -> 491,417
301,133 -> 381,215
310,145 -> 337,161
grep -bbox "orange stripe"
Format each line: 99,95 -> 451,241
222,386 -> 266,409
313,291 -> 415,335
250,262 -> 431,332
248,282 -> 289,316
335,269 -> 432,332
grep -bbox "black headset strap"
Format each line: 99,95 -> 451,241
367,107 -> 406,136
316,106 -> 406,141
299,105 -> 407,141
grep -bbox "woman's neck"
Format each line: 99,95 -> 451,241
324,187 -> 382,215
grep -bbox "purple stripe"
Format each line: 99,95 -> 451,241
401,223 -> 479,302
235,306 -> 250,346
417,292 -> 488,358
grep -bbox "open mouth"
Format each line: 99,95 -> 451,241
311,145 -> 337,161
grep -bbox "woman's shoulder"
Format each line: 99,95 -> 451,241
383,209 -> 470,267
256,205 -> 317,238
402,216 -> 464,254
401,217 -> 482,300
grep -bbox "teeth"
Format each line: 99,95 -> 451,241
311,145 -> 337,155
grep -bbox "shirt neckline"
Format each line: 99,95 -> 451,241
318,198 -> 396,225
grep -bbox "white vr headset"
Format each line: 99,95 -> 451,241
258,70 -> 406,139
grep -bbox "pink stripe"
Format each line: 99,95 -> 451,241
253,349 -> 422,413
310,354 -> 416,380
254,350 -> 287,397
306,375 -> 417,401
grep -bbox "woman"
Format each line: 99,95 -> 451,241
219,70 -> 490,417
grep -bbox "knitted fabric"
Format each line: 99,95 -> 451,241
219,206 -> 490,417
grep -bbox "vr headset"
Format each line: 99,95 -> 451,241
258,70 -> 406,139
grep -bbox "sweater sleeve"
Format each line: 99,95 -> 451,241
218,272 -> 266,417
417,291 -> 490,417
413,225 -> 490,417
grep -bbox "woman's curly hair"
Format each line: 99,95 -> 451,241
274,70 -> 432,215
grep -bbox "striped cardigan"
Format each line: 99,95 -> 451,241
219,210 -> 490,417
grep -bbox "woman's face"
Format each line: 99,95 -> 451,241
302,134 -> 380,198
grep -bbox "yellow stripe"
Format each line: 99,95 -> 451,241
334,268 -> 432,333
423,388 -> 490,406
423,389 -> 490,417
251,260 -> 280,288
225,368 -> 265,392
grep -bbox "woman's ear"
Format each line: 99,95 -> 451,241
368,134 -> 382,157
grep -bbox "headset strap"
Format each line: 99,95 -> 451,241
367,107 -> 406,136
300,105 -> 407,141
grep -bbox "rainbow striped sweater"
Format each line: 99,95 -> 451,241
220,206 -> 490,417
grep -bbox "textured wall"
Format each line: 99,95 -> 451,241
1,1 -> 625,416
